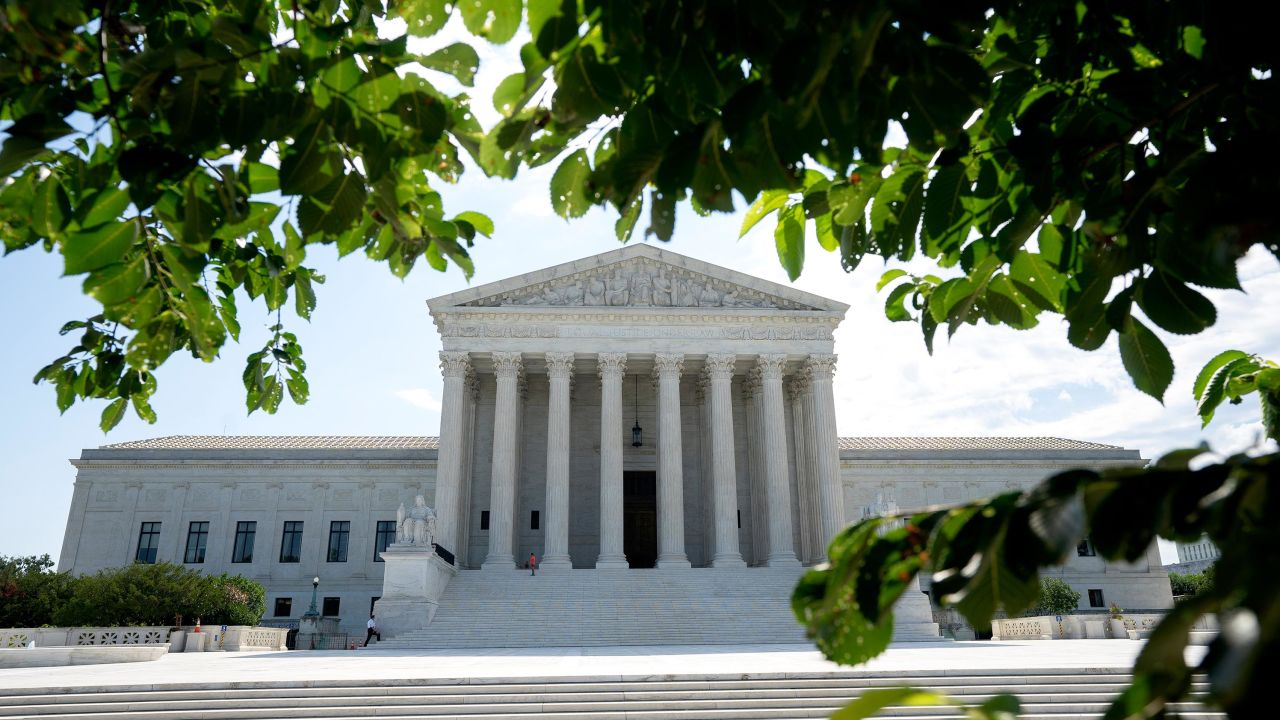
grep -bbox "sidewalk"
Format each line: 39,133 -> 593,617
0,640 -> 1187,692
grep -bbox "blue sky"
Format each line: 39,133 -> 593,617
1,18 -> 1276,564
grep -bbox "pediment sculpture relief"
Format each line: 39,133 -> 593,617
463,261 -> 813,310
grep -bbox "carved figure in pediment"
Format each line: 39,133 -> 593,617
631,270 -> 653,306
652,270 -> 673,306
699,284 -> 722,307
606,269 -> 630,306
721,290 -> 738,307
674,276 -> 696,306
585,276 -> 606,305
563,281 -> 585,305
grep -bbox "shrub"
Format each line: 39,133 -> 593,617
1170,565 -> 1215,598
0,555 -> 76,627
50,563 -> 266,628
1034,577 -> 1081,615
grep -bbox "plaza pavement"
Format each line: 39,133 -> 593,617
0,640 -> 1197,692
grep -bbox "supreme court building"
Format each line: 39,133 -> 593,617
58,245 -> 1174,642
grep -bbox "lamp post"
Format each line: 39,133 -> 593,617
304,576 -> 320,618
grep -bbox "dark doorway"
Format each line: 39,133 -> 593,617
623,471 -> 657,568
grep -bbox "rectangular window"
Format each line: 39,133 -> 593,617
280,521 -> 304,563
184,521 -> 209,564
480,510 -> 490,530
327,521 -> 350,563
273,598 -> 292,617
530,510 -> 540,530
1088,589 -> 1105,608
374,520 -> 396,561
232,521 -> 256,563
1077,539 -> 1096,557
135,522 -> 161,564
737,509 -> 741,529
322,597 -> 340,617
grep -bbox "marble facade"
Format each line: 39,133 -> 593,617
57,246 -> 1173,636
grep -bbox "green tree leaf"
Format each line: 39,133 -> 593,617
774,203 -> 805,281
740,189 -> 789,238
420,43 -> 481,86
99,397 -> 128,433
459,0 -> 522,44
1137,270 -> 1217,335
62,221 -> 140,276
1118,318 -> 1175,402
550,149 -> 592,219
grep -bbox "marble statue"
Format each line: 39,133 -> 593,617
585,276 -> 606,305
630,270 -> 653,306
605,269 -> 630,306
396,495 -> 437,547
652,270 -> 673,306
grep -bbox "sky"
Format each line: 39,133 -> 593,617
1,16 -> 1276,566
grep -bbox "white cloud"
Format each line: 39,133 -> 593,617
1057,389 -> 1073,401
395,388 -> 443,412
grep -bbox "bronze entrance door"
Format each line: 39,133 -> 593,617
623,471 -> 657,568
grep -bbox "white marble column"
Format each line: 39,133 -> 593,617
743,370 -> 765,565
596,352 -> 629,569
482,351 -> 522,570
706,353 -> 746,567
457,369 -> 479,566
541,352 -> 575,571
787,375 -> 814,564
757,354 -> 801,566
654,353 -> 691,569
807,354 -> 843,561
434,351 -> 471,555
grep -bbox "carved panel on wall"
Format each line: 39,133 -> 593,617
144,489 -> 167,504
286,487 -> 308,502
241,488 -> 264,504
94,489 -> 119,503
461,258 -> 816,310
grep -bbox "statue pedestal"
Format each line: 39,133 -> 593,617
373,545 -> 457,637
893,576 -> 942,641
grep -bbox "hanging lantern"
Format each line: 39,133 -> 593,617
631,375 -> 643,447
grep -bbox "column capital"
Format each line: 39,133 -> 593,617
805,353 -> 838,378
597,352 -> 627,381
742,367 -> 761,398
755,353 -> 787,380
545,351 -> 576,379
705,353 -> 737,380
439,351 -> 471,378
786,373 -> 810,398
492,351 -> 523,377
653,352 -> 685,378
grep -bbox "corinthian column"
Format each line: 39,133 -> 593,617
434,351 -> 471,556
757,354 -> 800,566
787,375 -> 814,564
654,353 -> 690,569
482,351 -> 522,570
596,352 -> 629,569
541,352 -> 575,571
806,354 -> 843,561
706,353 -> 746,567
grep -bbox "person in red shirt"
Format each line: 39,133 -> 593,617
529,552 -> 538,576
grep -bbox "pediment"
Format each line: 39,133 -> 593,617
427,245 -> 847,314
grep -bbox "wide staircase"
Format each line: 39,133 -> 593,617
0,669 -> 1225,719
379,567 -> 814,649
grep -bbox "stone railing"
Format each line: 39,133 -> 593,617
991,616 -> 1055,640
1,625 -> 287,652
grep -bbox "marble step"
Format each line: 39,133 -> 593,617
0,674 -> 1224,720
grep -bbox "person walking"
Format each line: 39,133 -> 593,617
529,552 -> 538,576
364,614 -> 381,646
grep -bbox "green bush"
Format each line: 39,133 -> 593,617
50,563 -> 265,628
0,555 -> 76,627
1170,565 -> 1216,598
1034,577 -> 1081,616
